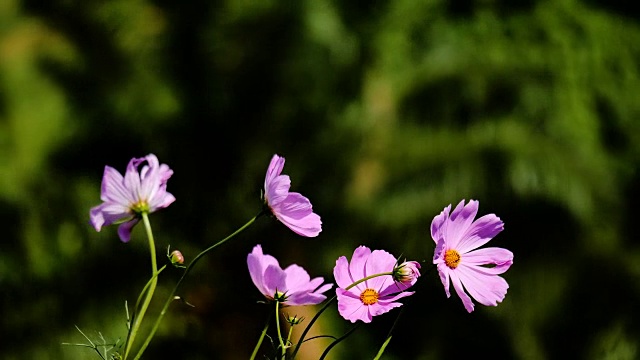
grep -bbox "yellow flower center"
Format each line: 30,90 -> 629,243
359,288 -> 379,305
130,200 -> 149,215
444,249 -> 461,269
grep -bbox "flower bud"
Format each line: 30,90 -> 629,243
393,261 -> 421,284
169,250 -> 184,265
286,314 -> 304,325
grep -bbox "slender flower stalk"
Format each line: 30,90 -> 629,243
275,301 -> 287,358
131,264 -> 166,329
250,314 -> 271,360
318,324 -> 360,360
285,316 -> 302,350
373,336 -> 392,360
131,212 -> 264,360
123,212 -> 158,360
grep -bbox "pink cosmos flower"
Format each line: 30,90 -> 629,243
334,246 -> 418,323
247,245 -> 332,306
89,154 -> 175,243
431,199 -> 513,313
263,154 -> 322,237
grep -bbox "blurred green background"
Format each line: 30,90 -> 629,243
2,0 -> 640,359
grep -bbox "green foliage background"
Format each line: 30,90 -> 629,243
1,0 -> 640,358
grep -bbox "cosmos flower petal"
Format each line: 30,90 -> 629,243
365,250 -> 397,289
431,204 -> 451,244
365,250 -> 397,280
263,265 -> 287,297
248,245 -> 280,296
334,256 -> 353,289
101,166 -> 129,203
117,218 -> 140,243
444,200 -> 479,249
265,155 -> 286,190
305,277 -> 326,291
348,246 -> 371,285
436,263 -> 452,298
287,292 -> 328,306
123,157 -> 144,199
283,264 -> 311,291
266,175 -> 291,206
377,289 -> 415,302
273,194 -> 322,237
314,282 -> 334,295
449,270 -> 475,313
89,203 -> 129,231
149,191 -> 176,211
369,301 -> 403,318
456,265 -> 509,308
462,247 -> 513,275
457,214 -> 504,253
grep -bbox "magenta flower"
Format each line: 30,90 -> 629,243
431,199 -> 513,313
334,246 -> 418,323
247,245 -> 332,306
89,154 -> 175,242
263,154 -> 322,237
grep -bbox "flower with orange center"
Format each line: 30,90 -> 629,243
334,246 -> 417,323
432,200 -> 513,313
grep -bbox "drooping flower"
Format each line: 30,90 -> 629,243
334,246 -> 418,323
431,199 -> 513,313
89,154 -> 175,242
247,245 -> 332,306
263,154 -> 322,237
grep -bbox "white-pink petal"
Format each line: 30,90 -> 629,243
443,200 -> 479,250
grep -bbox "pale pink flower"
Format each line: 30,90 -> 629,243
90,154 -> 175,242
431,199 -> 513,312
247,245 -> 332,306
263,154 -> 321,237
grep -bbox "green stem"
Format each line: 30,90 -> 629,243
344,271 -> 394,291
249,314 -> 271,360
290,271 -> 394,359
131,212 -> 263,360
318,324 -> 360,360
286,323 -> 295,351
123,213 -> 158,360
276,301 -> 286,359
290,296 -> 334,360
373,336 -> 393,360
133,265 -> 167,320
